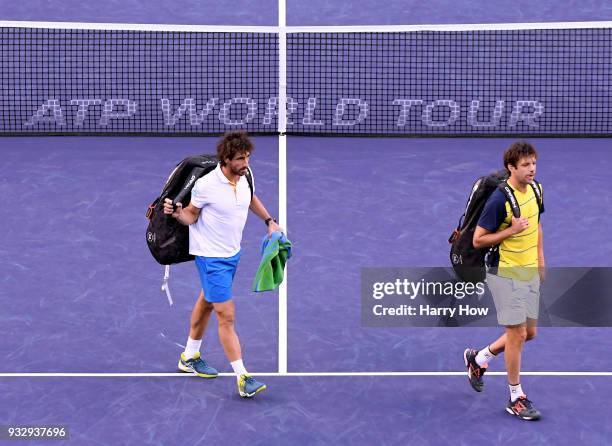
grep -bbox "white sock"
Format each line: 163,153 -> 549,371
509,383 -> 525,402
183,337 -> 202,359
231,359 -> 248,378
475,346 -> 496,367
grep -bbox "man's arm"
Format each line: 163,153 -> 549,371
473,216 -> 529,249
249,194 -> 283,235
538,223 -> 545,281
163,199 -> 201,225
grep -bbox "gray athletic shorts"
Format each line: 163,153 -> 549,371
486,272 -> 540,326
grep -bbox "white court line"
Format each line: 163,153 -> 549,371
277,0 -> 288,375
1,20 -> 611,32
1,372 -> 611,377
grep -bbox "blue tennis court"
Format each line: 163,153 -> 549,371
1,1 -> 612,444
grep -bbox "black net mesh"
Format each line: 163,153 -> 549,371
1,26 -> 611,136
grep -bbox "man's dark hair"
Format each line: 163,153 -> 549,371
217,131 -> 254,166
503,141 -> 538,173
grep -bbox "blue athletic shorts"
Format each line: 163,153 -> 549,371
194,251 -> 241,303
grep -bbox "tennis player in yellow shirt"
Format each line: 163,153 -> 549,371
464,141 -> 545,421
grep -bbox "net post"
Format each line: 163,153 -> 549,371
277,0 -> 288,375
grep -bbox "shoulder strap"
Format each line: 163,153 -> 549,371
245,167 -> 254,201
529,180 -> 543,214
498,181 -> 521,218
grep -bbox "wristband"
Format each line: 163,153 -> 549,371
265,217 -> 277,227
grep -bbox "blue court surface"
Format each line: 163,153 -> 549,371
2,136 -> 611,444
2,1 -> 612,445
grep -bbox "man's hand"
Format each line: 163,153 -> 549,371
267,220 -> 284,238
163,198 -> 183,219
538,261 -> 546,283
510,216 -> 529,235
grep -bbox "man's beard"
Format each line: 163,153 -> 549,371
232,166 -> 247,176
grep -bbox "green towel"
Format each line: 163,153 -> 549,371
252,232 -> 292,292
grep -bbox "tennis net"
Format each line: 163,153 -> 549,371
1,22 -> 610,136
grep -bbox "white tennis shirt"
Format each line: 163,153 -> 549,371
188,164 -> 253,257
